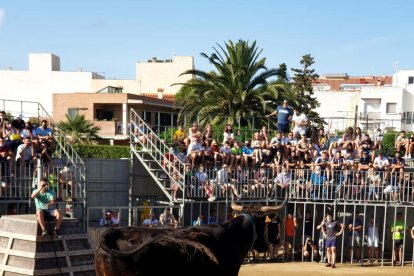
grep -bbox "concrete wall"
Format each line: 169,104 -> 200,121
393,70 -> 414,93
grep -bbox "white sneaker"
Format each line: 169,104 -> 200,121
408,154 -> 412,159
404,155 -> 408,159
208,196 -> 216,202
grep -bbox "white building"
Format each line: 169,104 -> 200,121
313,71 -> 414,133
0,53 -> 194,115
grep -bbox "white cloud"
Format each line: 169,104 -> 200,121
0,9 -> 4,27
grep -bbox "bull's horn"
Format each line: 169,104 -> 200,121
231,194 -> 244,212
261,193 -> 288,212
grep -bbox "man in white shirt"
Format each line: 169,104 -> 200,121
187,138 -> 203,167
292,108 -> 308,138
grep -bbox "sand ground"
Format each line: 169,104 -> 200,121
239,262 -> 414,276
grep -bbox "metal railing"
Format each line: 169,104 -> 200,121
179,167 -> 414,204
0,99 -> 87,223
130,108 -> 186,203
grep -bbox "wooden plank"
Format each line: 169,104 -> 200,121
0,248 -> 93,259
62,238 -> 74,276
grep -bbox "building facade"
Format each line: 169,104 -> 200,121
0,53 -> 194,115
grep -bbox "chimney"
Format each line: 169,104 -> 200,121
376,79 -> 381,86
157,88 -> 164,99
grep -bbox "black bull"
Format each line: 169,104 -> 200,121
95,195 -> 287,276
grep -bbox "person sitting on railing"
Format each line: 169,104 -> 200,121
250,163 -> 269,196
16,137 -> 37,168
373,128 -> 383,154
386,152 -> 405,201
251,131 -> 263,162
210,140 -> 222,166
314,151 -> 331,183
316,128 -> 329,153
274,166 -> 291,196
406,132 -> 414,159
373,152 -> 389,184
328,139 -> 341,160
284,131 -> 298,157
285,150 -> 299,171
231,141 -> 244,167
367,165 -> 381,201
270,150 -> 284,176
201,139 -> 214,167
358,133 -> 374,161
269,131 -> 285,158
172,125 -> 186,151
242,140 -> 256,169
223,124 -> 234,146
3,118 -> 21,152
203,123 -> 214,145
216,164 -> 231,196
309,166 -> 328,200
357,151 -> 371,172
37,140 -> 52,169
194,165 -> 208,194
395,131 -> 408,157
219,141 -> 233,166
342,127 -> 355,148
21,121 -> 38,148
0,136 -> 14,170
185,122 -> 202,148
184,164 -> 196,196
187,137 -> 203,168
330,151 -> 346,198
296,134 -> 310,159
36,120 -> 54,144
353,127 -> 363,150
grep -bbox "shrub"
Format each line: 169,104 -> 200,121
73,144 -> 130,159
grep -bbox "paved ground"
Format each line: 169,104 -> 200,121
239,262 -> 414,276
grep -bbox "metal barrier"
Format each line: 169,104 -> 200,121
180,167 -> 414,204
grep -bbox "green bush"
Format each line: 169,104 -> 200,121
73,144 -> 130,159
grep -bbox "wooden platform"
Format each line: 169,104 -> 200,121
0,215 -> 94,276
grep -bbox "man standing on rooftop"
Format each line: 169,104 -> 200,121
266,99 -> 293,134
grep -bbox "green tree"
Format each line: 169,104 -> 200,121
175,40 -> 287,127
290,54 -> 323,125
58,114 -> 101,144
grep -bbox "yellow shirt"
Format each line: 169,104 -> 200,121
173,129 -> 186,142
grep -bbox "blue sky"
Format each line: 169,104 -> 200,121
0,0 -> 413,79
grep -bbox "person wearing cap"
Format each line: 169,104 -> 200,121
266,100 -> 293,134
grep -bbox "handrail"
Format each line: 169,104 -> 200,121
130,109 -> 186,202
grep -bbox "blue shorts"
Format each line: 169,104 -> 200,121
41,209 -> 57,220
278,123 -> 290,134
326,238 -> 337,248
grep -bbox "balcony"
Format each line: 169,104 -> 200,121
359,112 -> 381,120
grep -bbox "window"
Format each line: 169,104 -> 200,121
68,108 -> 79,119
159,113 -> 172,126
386,103 -> 397,114
96,109 -> 114,120
408,76 -> 414,84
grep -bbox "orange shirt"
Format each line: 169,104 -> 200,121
285,217 -> 295,237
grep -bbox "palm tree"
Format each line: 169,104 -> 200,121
175,40 -> 287,127
58,114 -> 101,144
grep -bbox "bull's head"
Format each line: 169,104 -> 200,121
231,194 -> 288,253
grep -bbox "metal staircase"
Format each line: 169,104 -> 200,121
0,99 -> 87,225
129,109 -> 185,206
